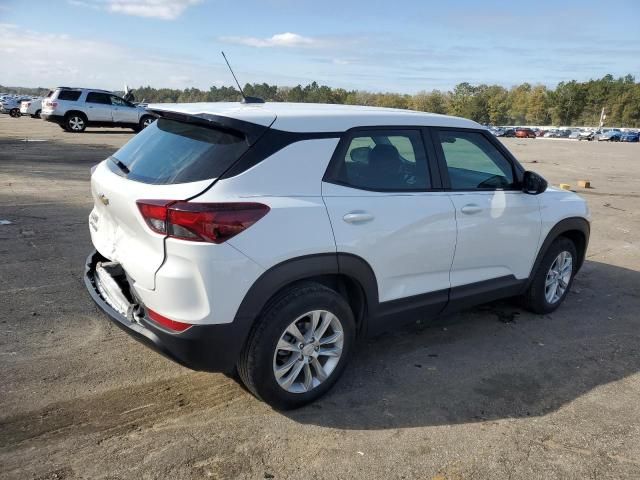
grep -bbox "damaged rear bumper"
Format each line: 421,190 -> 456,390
83,250 -> 247,373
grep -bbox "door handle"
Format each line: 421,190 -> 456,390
460,204 -> 482,215
343,211 -> 374,224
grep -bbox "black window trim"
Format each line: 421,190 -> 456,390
428,126 -> 525,192
323,125 -> 444,193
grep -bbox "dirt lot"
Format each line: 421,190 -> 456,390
1,115 -> 639,480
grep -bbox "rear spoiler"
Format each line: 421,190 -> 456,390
147,109 -> 272,146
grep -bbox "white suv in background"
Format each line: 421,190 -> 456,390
84,102 -> 590,409
41,87 -> 156,132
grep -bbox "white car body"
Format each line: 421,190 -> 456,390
41,87 -> 154,132
84,102 -> 591,407
20,98 -> 43,117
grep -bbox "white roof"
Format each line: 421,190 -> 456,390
147,101 -> 482,133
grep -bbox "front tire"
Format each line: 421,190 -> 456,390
522,237 -> 577,314
237,282 -> 355,410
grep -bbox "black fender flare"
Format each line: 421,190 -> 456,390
231,253 -> 379,351
234,253 -> 379,323
527,217 -> 590,287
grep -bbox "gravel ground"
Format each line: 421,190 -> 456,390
1,115 -> 639,480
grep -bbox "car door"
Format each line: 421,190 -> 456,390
110,95 -> 139,124
432,128 -> 542,288
322,128 -> 457,324
85,92 -> 113,122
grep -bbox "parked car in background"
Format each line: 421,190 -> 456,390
41,87 -> 156,133
1,96 -> 30,117
536,129 -> 547,137
503,128 -> 516,137
515,128 -> 536,138
568,130 -> 582,139
20,98 -> 43,118
620,131 -> 639,143
84,101 -> 591,409
578,130 -> 599,141
598,129 -> 622,142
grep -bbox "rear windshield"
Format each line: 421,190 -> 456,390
108,118 -> 249,185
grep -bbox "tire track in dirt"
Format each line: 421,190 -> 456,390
0,372 -> 248,450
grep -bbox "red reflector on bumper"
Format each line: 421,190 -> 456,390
147,309 -> 192,333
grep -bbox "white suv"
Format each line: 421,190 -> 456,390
84,102 -> 590,409
41,87 -> 156,132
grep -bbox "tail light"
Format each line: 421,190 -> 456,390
136,200 -> 270,244
147,308 -> 192,332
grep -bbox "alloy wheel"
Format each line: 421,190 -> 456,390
68,116 -> 85,131
273,310 -> 344,394
545,251 -> 573,304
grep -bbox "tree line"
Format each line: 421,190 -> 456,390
4,74 -> 639,127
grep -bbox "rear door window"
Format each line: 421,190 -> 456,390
328,130 -> 430,191
108,118 -> 250,185
56,90 -> 82,101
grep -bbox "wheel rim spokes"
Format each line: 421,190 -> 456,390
273,310 -> 344,393
70,117 -> 83,130
544,251 -> 573,304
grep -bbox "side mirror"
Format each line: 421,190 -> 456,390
522,170 -> 547,195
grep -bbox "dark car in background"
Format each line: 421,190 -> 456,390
515,128 -> 536,138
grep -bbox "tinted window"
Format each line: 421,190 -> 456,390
86,92 -> 111,105
110,95 -> 132,107
438,131 -> 515,190
109,118 -> 249,185
332,130 -> 430,191
56,90 -> 82,101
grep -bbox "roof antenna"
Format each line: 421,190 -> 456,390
221,51 -> 265,104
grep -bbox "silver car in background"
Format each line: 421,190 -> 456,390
41,87 -> 156,133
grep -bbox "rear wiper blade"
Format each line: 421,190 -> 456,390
109,157 -> 130,175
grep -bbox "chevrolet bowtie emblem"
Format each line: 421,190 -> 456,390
98,193 -> 109,206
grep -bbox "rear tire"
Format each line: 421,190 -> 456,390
9,108 -> 20,118
34,109 -> 41,119
65,113 -> 87,132
237,282 -> 355,410
521,237 -> 577,314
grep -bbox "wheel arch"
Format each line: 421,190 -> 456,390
64,110 -> 87,121
528,217 -> 590,286
233,253 -> 378,347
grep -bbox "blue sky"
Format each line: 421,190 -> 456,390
0,0 -> 638,93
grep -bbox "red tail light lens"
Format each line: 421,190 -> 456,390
136,200 -> 269,244
137,200 -> 170,234
147,308 -> 192,332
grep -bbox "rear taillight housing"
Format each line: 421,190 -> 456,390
136,200 -> 270,244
